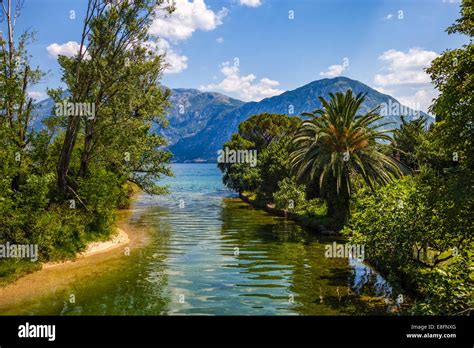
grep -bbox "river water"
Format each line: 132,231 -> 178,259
3,164 -> 405,315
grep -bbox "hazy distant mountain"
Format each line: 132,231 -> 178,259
30,97 -> 56,130
170,77 -> 431,161
31,77 -> 431,162
159,88 -> 244,147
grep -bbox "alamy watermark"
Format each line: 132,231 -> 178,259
18,322 -> 55,341
55,101 -> 96,120
379,100 -> 421,118
0,242 -> 38,262
325,242 -> 365,261
217,147 -> 258,167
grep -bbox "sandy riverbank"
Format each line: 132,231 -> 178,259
0,209 -> 151,312
42,227 -> 130,270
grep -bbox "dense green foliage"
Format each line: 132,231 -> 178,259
291,90 -> 401,225
219,1 -> 473,314
272,178 -> 306,213
391,116 -> 428,169
218,113 -> 301,201
0,0 -> 173,281
342,1 -> 474,314
273,178 -> 327,222
342,169 -> 472,314
426,0 -> 473,171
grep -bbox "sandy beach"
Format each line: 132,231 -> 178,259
41,227 -> 130,270
0,210 -> 150,312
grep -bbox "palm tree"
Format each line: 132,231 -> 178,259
290,90 -> 401,226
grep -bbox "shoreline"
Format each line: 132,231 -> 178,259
1,186 -> 143,284
41,227 -> 130,270
239,192 -> 338,236
238,193 -> 417,307
0,207 -> 151,312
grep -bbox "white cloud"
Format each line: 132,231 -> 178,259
320,64 -> 346,78
374,70 -> 431,86
149,0 -> 228,42
216,37 -> 224,44
373,48 -> 439,112
46,41 -> 89,59
162,49 -> 188,74
375,48 -> 438,84
50,2 -> 226,74
28,91 -> 46,100
239,0 -> 262,7
396,89 -> 438,113
144,39 -> 188,74
199,61 -> 283,101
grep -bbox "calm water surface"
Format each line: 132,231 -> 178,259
5,164 -> 405,315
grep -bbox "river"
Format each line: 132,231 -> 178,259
1,164 -> 405,315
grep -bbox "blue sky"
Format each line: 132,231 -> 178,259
7,0 -> 468,111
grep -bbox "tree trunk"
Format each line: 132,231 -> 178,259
78,134 -> 92,177
57,116 -> 81,195
326,181 -> 350,229
55,0 -> 93,194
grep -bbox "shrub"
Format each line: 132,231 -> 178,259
77,169 -> 122,238
342,169 -> 473,314
273,178 -> 307,213
32,206 -> 90,260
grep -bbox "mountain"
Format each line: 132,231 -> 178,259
31,77 -> 431,162
30,89 -> 244,146
30,97 -> 56,130
159,88 -> 244,147
170,77 -> 431,161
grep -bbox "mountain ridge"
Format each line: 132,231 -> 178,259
169,76 -> 431,162
31,76 -> 431,162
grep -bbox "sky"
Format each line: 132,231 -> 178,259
5,0 -> 469,112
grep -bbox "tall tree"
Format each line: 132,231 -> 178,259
54,0 -> 174,196
426,0 -> 473,170
55,0 -> 104,195
0,0 -> 44,190
290,90 -> 401,225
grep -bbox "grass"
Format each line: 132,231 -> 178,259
0,259 -> 42,287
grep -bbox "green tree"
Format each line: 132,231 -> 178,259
392,115 -> 428,169
426,0 -> 473,170
0,0 -> 44,191
0,0 -> 176,270
342,169 -> 472,315
256,136 -> 295,202
54,0 -> 174,196
291,90 -> 401,225
218,133 -> 260,193
218,113 -> 300,194
238,112 -> 301,151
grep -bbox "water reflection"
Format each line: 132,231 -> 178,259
3,164 -> 405,315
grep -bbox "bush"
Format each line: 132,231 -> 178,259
303,198 -> 327,218
77,169 -> 122,238
273,178 -> 307,213
32,206 -> 90,260
0,173 -> 92,262
342,169 -> 473,314
413,257 -> 473,315
0,173 -> 54,245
